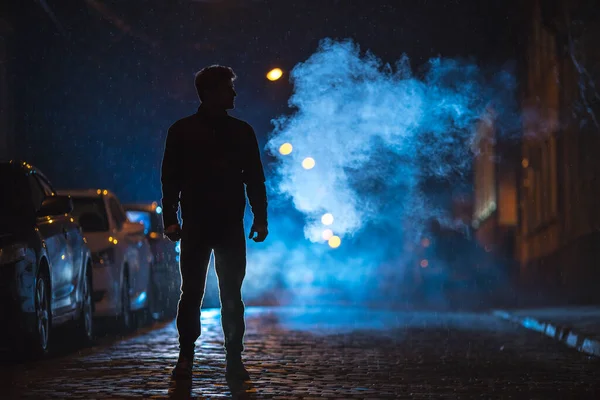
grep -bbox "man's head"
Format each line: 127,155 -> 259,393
194,65 -> 237,110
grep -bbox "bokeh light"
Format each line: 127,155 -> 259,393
267,68 -> 283,81
302,157 -> 315,170
321,213 -> 334,226
328,235 -> 341,248
279,142 -> 293,155
322,229 -> 333,240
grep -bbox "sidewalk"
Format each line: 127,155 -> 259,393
492,306 -> 600,357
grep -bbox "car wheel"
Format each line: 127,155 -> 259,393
31,269 -> 51,356
76,268 -> 94,343
120,273 -> 133,331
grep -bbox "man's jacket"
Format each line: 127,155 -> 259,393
160,105 -> 268,229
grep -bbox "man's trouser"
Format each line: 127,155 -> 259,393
176,221 -> 246,358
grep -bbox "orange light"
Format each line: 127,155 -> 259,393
103,190 -> 108,195
302,157 -> 316,170
279,143 -> 293,155
328,235 -> 341,248
266,68 -> 283,81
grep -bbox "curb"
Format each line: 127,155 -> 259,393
492,310 -> 600,358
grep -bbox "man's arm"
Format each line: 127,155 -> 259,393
243,125 -> 268,227
161,124 -> 182,229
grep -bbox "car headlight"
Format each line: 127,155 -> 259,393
0,243 -> 27,265
92,247 -> 116,266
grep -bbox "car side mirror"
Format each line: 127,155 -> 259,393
123,220 -> 145,235
38,195 -> 73,217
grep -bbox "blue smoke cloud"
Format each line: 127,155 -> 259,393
241,38 -> 519,306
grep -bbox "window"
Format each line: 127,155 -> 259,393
34,175 -> 55,197
28,175 -> 46,212
109,198 -> 126,230
71,197 -> 109,232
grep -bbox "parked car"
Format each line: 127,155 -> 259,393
59,189 -> 153,330
0,161 -> 94,356
123,202 -> 181,319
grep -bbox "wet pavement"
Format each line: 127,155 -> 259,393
3,306 -> 600,399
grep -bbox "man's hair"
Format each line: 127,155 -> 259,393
194,65 -> 236,101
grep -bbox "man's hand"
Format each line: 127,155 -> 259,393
164,224 -> 181,242
249,222 -> 268,243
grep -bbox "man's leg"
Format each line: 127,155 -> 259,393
176,227 -> 212,358
213,223 -> 247,376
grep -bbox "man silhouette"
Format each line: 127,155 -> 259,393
161,65 -> 268,380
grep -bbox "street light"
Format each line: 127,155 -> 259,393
321,213 -> 334,226
302,157 -> 315,170
267,68 -> 283,81
328,235 -> 341,249
279,143 -> 293,155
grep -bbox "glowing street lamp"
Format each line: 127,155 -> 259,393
267,68 -> 283,81
321,213 -> 334,226
302,157 -> 315,170
328,235 -> 341,249
279,142 -> 293,155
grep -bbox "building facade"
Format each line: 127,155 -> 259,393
472,107 -> 519,272
517,0 -> 600,301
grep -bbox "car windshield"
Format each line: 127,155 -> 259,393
126,210 -> 151,234
71,197 -> 109,232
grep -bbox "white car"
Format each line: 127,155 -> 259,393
58,189 -> 153,330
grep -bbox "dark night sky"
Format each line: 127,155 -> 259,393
5,0 -> 520,203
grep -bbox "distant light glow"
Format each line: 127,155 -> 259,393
321,229 -> 333,240
420,259 -> 429,268
321,213 -> 334,226
175,243 -> 180,253
102,190 -> 108,195
267,68 -> 283,81
328,235 -> 341,248
421,238 -> 430,248
136,291 -> 147,305
113,239 -> 118,245
156,206 -> 162,214
61,254 -> 65,260
302,157 -> 315,170
279,143 -> 293,155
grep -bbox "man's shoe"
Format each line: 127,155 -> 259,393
225,358 -> 250,381
171,354 -> 194,380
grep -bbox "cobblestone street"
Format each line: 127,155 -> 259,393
3,307 -> 600,399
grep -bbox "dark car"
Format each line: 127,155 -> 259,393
123,202 -> 180,319
0,161 -> 94,356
